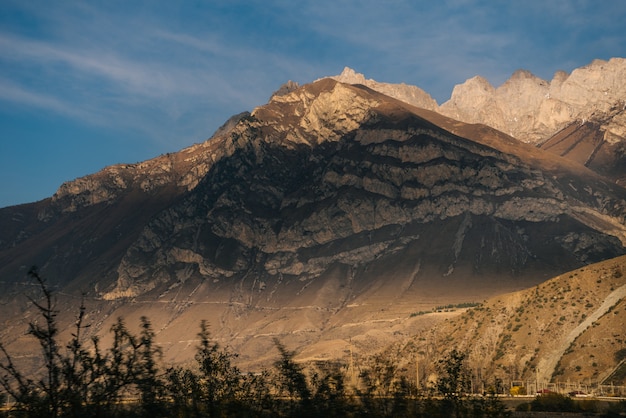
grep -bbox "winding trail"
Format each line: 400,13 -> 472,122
536,283 -> 626,383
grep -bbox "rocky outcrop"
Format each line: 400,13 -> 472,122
440,58 -> 626,145
327,67 -> 438,112
330,59 -> 626,188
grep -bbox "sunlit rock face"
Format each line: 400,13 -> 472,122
334,60 -> 626,185
328,67 -> 438,112
440,58 -> 626,145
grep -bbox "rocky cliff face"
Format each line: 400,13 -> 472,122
328,67 -> 438,112
439,58 -> 626,145
335,59 -> 626,186
1,75 -> 626,371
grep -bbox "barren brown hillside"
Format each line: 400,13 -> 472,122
396,254 -> 626,389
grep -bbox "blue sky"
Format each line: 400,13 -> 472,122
1,1 -> 625,208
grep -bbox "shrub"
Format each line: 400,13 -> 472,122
1,268 -> 516,417
509,385 -> 526,396
0,268 -> 167,417
530,393 -> 576,412
615,348 -> 626,362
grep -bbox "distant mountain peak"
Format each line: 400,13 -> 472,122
509,68 -> 539,80
324,67 -> 438,111
322,59 -> 626,151
334,66 -> 367,84
551,69 -> 569,85
440,57 -> 626,144
270,80 -> 300,99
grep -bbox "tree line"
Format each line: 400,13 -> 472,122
2,268 -> 513,417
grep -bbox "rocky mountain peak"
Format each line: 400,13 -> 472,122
466,75 -> 495,90
270,80 -> 300,99
437,76 -> 496,123
556,58 -> 626,109
333,66 -> 367,84
327,58 -> 626,151
551,69 -> 569,85
325,67 -> 438,111
440,57 -> 626,144
259,79 -> 383,146
447,75 -> 496,102
509,68 -> 538,80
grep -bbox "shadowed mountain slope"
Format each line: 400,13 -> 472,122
540,104 -> 626,187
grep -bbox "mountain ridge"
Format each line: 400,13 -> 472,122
1,67 -> 625,377
331,58 -> 626,185
441,57 -> 626,144
329,58 -> 626,144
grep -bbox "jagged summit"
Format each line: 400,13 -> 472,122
329,58 -> 626,143
324,66 -> 438,111
328,58 -> 626,184
332,66 -> 367,84
270,80 -> 300,99
440,58 -> 626,183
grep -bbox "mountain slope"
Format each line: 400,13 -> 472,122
100,79 -> 626,301
1,78 -> 625,371
400,254 -> 626,387
539,104 -> 626,186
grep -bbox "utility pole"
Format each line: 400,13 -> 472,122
536,367 -> 539,393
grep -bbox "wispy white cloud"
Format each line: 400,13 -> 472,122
0,29 -> 276,148
0,32 -> 225,100
0,78 -> 77,116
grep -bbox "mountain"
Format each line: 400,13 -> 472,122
336,58 -> 626,186
1,72 -> 626,374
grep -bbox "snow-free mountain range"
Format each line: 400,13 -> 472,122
1,58 -> 625,385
